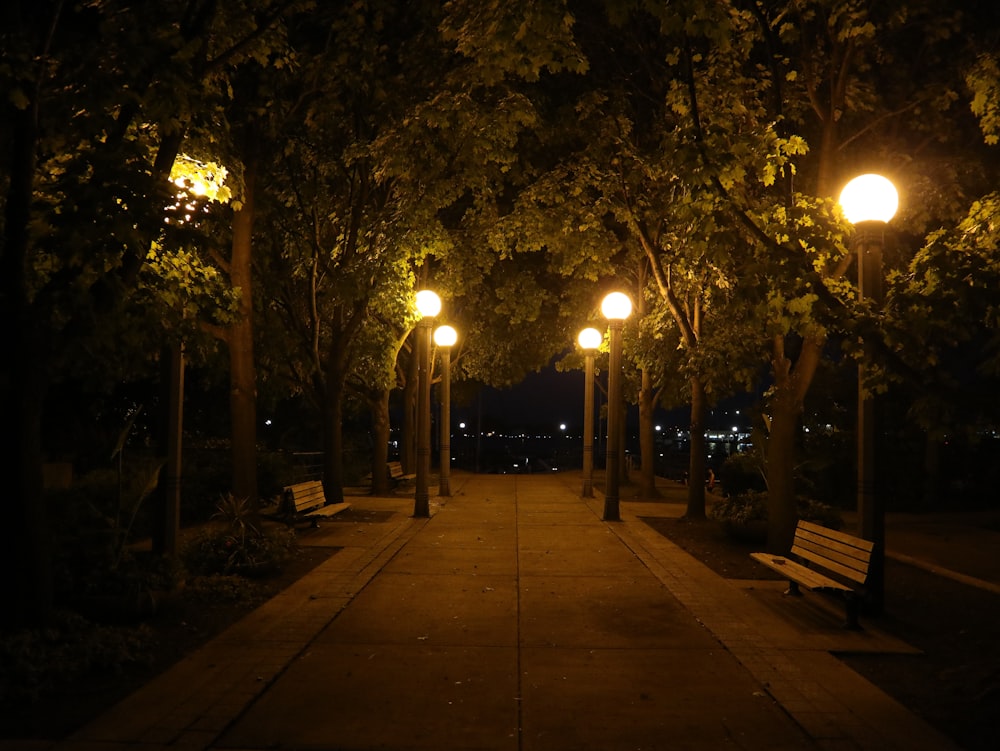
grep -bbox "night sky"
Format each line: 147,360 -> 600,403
477,366 -> 588,431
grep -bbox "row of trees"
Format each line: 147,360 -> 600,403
4,0 -> 1000,627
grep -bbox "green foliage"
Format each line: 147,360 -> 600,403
710,491 -> 843,530
440,0 -> 587,84
710,491 -> 771,525
49,455 -> 177,605
182,494 -> 298,576
885,192 -> 1000,433
967,53 -> 1000,145
718,452 -> 768,497
0,611 -> 154,704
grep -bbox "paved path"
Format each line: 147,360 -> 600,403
24,473 -> 965,751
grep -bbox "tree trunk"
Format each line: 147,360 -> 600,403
765,336 -> 823,553
401,336 -> 418,474
766,393 -> 799,553
321,322 -> 354,504
322,376 -> 347,504
637,367 -> 660,499
685,376 -> 707,519
229,156 -> 258,506
370,388 -> 392,495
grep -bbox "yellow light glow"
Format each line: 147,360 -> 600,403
578,327 -> 602,350
168,155 -> 230,203
838,174 -> 898,224
415,289 -> 442,318
434,325 -> 457,347
601,292 -> 632,320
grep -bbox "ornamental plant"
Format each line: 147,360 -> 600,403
710,491 -> 843,530
183,494 -> 297,576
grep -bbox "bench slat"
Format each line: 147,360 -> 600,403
796,525 -> 873,563
750,519 -> 873,629
750,554 -> 852,592
308,502 -> 351,517
290,486 -> 325,499
791,543 -> 870,585
792,523 -> 872,585
387,461 -> 416,481
284,481 -> 326,513
281,481 -> 351,522
291,493 -> 325,511
797,520 -> 874,552
794,532 -> 870,566
795,533 -> 872,573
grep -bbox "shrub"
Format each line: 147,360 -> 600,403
710,491 -> 843,529
0,611 -> 153,703
718,452 -> 767,496
182,494 -> 298,576
709,491 -> 769,525
795,497 -> 845,529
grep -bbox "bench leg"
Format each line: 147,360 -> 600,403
784,580 -> 802,597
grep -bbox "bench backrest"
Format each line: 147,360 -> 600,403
284,480 -> 325,513
791,520 -> 874,585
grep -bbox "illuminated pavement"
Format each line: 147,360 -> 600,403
32,472 -> 966,751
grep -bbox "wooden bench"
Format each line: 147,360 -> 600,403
387,461 -> 416,484
282,480 -> 350,526
750,519 -> 874,629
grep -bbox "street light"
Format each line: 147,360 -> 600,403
839,173 -> 898,615
578,327 -> 602,498
434,324 -> 457,497
414,289 -> 441,517
601,292 -> 632,521
155,156 -> 230,557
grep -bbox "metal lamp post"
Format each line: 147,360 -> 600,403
601,292 -> 632,521
838,173 -> 898,615
413,289 -> 441,518
434,324 -> 457,497
578,327 -> 602,498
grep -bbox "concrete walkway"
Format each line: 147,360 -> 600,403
28,472 -> 967,751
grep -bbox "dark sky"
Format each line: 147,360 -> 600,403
462,363 -> 756,435
477,366 -> 588,431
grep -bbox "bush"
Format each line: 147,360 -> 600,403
182,494 -> 298,576
0,611 -> 153,703
718,452 -> 767,496
709,491 -> 769,525
710,491 -> 843,529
